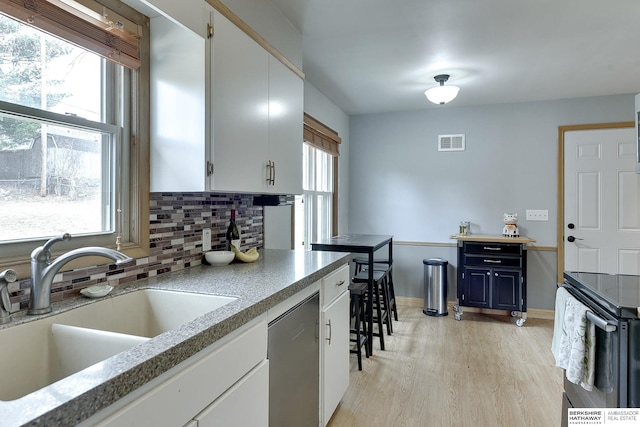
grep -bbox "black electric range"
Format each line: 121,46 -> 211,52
563,271 -> 640,319
560,271 -> 640,424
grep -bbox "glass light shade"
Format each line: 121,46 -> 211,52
424,85 -> 460,105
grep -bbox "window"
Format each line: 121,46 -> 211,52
295,114 -> 340,249
295,144 -> 334,249
0,0 -> 149,269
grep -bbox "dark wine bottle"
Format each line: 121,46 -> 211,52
226,206 -> 240,251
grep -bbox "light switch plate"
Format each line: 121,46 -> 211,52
526,209 -> 549,221
202,228 -> 212,251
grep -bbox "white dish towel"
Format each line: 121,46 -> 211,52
551,287 -> 596,391
551,287 -> 571,359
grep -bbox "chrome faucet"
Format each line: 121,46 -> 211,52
0,269 -> 17,324
28,233 -> 133,315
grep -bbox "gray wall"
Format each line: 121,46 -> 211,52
349,94 -> 635,309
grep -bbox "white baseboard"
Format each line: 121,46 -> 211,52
397,296 -> 554,320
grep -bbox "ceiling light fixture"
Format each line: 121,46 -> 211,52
424,74 -> 459,105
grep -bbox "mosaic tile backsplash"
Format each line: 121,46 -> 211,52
12,193 -> 264,310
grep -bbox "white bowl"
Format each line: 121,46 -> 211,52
80,285 -> 113,298
205,250 -> 235,266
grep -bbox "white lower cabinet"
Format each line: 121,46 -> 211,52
83,315 -> 268,427
320,264 -> 350,426
321,291 -> 350,425
193,360 -> 269,427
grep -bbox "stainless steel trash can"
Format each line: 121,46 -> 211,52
423,258 -> 448,316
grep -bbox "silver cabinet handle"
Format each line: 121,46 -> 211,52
266,161 -> 276,185
326,319 -> 332,345
272,160 -> 276,185
483,246 -> 502,251
484,259 -> 502,264
336,280 -> 345,286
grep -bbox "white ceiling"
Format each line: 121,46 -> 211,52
268,0 -> 640,115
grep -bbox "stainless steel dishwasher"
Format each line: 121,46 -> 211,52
268,292 -> 319,427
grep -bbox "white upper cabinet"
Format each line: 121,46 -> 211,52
149,16 -> 206,192
209,11 -> 303,194
149,4 -> 303,194
267,56 -> 303,194
138,0 -> 205,36
209,10 -> 269,193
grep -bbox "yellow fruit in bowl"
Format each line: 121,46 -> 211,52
231,245 -> 260,262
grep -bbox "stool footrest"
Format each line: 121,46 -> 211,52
353,257 -> 390,265
353,270 -> 387,282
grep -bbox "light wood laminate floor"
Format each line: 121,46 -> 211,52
329,304 -> 563,427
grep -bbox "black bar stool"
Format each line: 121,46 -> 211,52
353,269 -> 390,349
353,257 -> 398,322
349,282 -> 369,370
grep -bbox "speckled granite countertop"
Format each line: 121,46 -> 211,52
1,249 -> 350,427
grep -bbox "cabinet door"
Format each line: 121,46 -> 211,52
143,0 -> 205,35
211,11 -> 269,192
194,360 -> 269,427
491,269 -> 521,310
321,290 -> 350,426
462,267 -> 491,308
267,56 -> 303,194
150,16 -> 206,192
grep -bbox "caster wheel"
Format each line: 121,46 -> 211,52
516,318 -> 526,327
511,311 -> 518,317
454,313 -> 462,321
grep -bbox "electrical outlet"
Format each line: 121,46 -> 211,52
526,209 -> 549,221
202,228 -> 212,251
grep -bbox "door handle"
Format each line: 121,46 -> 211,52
567,236 -> 584,242
326,319 -> 332,345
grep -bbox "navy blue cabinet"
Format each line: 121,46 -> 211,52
454,237 -> 530,326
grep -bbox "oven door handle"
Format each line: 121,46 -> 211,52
586,310 -> 617,333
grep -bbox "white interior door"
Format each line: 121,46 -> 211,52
564,127 -> 640,274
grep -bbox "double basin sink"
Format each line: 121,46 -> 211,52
0,289 -> 236,401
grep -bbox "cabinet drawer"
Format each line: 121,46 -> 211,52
464,242 -> 522,256
464,255 -> 522,268
321,264 -> 349,306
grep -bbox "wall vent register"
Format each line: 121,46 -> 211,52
438,134 -> 465,151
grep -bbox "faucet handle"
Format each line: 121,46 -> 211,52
41,233 -> 72,255
0,269 -> 16,284
0,269 -> 15,317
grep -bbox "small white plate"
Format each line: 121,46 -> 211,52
80,285 -> 113,298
